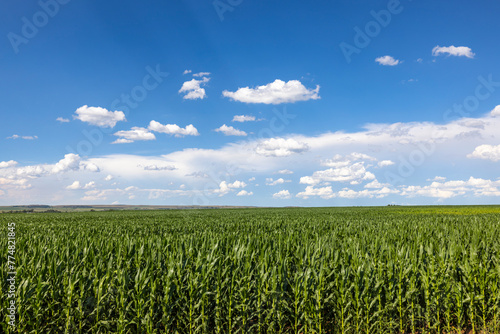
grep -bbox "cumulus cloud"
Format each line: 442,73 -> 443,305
56,117 -> 70,123
265,178 -> 290,186
491,105 -> 500,117
16,166 -> 47,178
276,169 -> 293,175
7,135 -> 38,140
232,115 -> 256,122
222,79 -> 320,104
273,190 -> 291,199
193,72 -> 211,77
83,181 -> 96,189
297,186 -> 335,199
237,190 -> 253,196
66,181 -> 81,190
321,153 -> 376,168
83,163 -> 100,172
214,180 -> 247,196
378,160 -> 395,167
375,55 -> 400,66
467,144 -> 500,162
179,77 -> 210,100
52,154 -> 81,174
0,177 -> 31,190
113,127 -> 156,144
401,177 -> 500,198
73,105 -> 126,128
47,154 -> 100,174
105,175 -> 114,181
183,69 -> 192,75
0,160 -> 18,168
297,185 -> 398,199
148,121 -> 199,137
256,138 -> 309,157
300,162 -> 375,185
432,45 -> 475,58
215,124 -> 247,136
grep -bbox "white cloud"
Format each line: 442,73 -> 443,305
0,160 -> 18,168
273,190 -> 291,199
0,177 -> 31,188
402,177 -> 500,198
148,121 -> 200,137
179,77 -> 209,100
83,181 -> 96,189
337,187 -> 398,199
427,176 -> 447,182
232,115 -> 256,122
491,105 -> 500,117
66,181 -> 81,190
214,180 -> 247,196
7,107 -> 500,205
16,165 -> 47,178
248,177 -> 256,182
113,127 -> 156,144
7,135 -> 38,140
56,117 -> 70,123
256,138 -> 309,157
378,160 -> 395,167
73,105 -> 126,128
215,124 -> 247,136
193,72 -> 211,77
297,186 -> 335,199
186,171 -> 209,178
276,169 -> 293,175
183,69 -> 192,75
364,179 -> 390,189
237,190 -> 253,196
105,175 -> 114,181
143,164 -> 177,171
375,55 -> 400,66
52,154 -> 81,174
467,144 -> 500,162
300,162 -> 375,185
321,153 -> 376,168
222,79 -> 320,104
432,45 -> 475,58
83,163 -> 100,172
297,185 -> 398,199
265,178 -> 290,186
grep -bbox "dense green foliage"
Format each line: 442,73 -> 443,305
1,206 -> 500,333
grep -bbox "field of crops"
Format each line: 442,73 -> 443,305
1,206 -> 500,333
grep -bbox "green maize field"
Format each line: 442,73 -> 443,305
1,206 -> 500,333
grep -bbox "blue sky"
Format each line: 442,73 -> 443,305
1,0 -> 500,206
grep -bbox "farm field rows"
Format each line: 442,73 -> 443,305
1,206 -> 500,333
